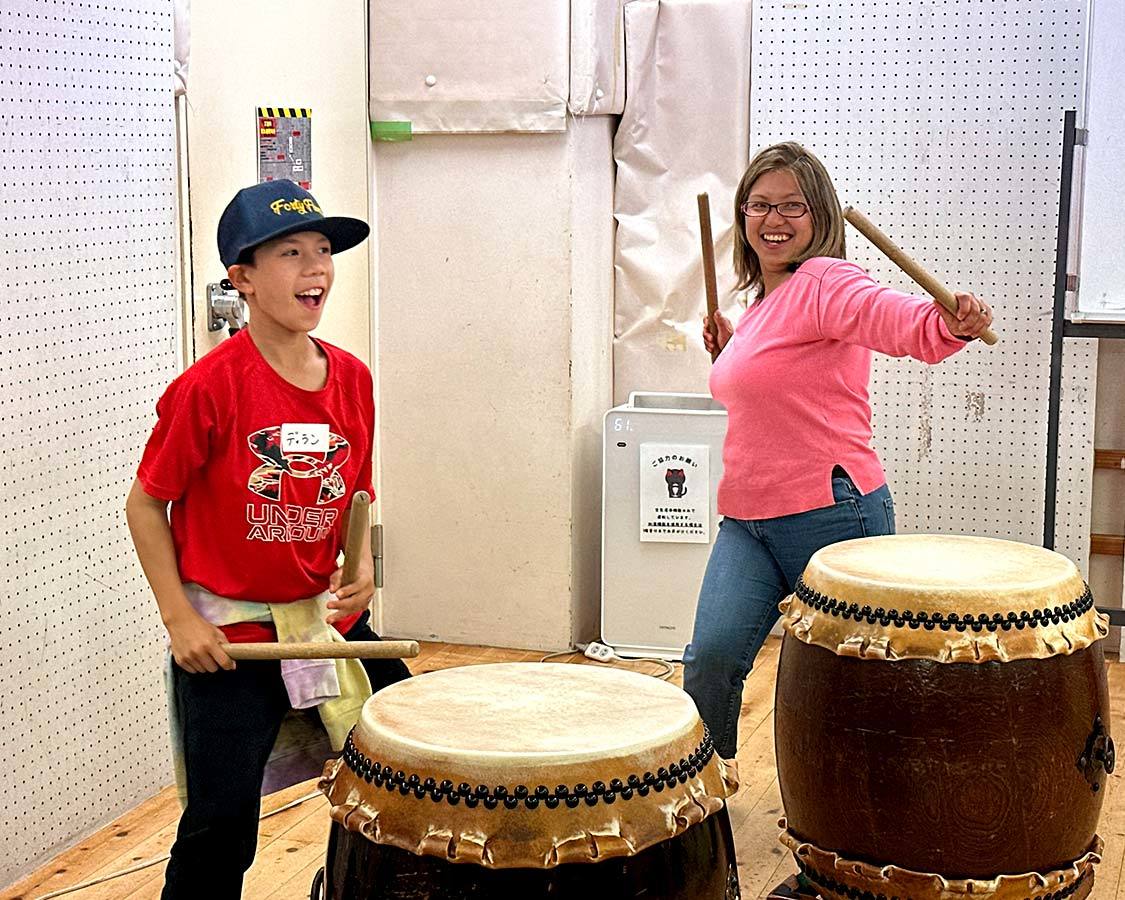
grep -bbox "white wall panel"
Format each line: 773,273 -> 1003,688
750,0 -> 1094,570
374,135 -> 572,648
373,124 -> 615,650
567,117 -> 619,645
0,0 -> 178,884
369,0 -> 569,133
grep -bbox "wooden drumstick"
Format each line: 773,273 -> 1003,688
224,640 -> 419,660
341,490 -> 371,586
843,206 -> 999,346
222,493 -> 389,662
697,193 -> 721,362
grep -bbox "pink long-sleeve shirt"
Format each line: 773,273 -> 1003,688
709,256 -> 967,520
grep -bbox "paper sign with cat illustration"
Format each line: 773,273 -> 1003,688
639,443 -> 710,543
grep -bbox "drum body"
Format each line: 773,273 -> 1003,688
321,805 -> 737,899
318,663 -> 741,899
775,535 -> 1112,900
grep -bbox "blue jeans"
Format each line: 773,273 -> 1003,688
682,474 -> 895,759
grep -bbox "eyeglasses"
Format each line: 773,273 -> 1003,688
740,200 -> 809,218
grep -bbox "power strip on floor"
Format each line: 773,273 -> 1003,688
583,641 -> 616,662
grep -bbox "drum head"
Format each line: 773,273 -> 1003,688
320,663 -> 738,868
781,535 -> 1106,662
361,663 -> 695,764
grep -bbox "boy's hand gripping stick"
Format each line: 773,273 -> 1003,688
224,492 -> 419,661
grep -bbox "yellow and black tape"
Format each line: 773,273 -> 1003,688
257,107 -> 312,119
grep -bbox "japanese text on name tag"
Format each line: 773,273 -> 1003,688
281,423 -> 330,452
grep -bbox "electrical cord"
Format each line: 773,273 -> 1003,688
539,646 -> 678,680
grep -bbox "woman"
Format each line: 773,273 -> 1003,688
682,142 -> 992,760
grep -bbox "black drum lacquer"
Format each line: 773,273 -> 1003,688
318,810 -> 740,900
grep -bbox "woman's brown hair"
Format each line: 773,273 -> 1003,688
733,142 -> 846,297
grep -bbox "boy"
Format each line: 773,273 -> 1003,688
125,179 -> 410,899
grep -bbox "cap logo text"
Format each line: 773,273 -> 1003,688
270,198 -> 322,216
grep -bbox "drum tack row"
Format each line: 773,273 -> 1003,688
298,534 -> 1113,900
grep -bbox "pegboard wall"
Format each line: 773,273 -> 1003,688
750,0 -> 1096,573
0,1 -> 178,885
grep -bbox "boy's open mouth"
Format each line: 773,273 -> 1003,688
296,288 -> 324,309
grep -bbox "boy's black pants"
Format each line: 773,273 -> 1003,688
160,612 -> 411,900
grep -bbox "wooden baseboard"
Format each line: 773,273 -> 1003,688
1091,534 -> 1125,556
1094,449 -> 1125,470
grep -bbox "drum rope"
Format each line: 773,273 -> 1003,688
31,790 -> 323,900
794,577 -> 1094,631
340,727 -> 715,809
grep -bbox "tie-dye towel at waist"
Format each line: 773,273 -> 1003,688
165,584 -> 372,805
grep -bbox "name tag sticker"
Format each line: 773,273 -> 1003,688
281,423 -> 330,452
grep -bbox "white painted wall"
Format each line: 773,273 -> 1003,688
184,0 -> 371,365
373,119 -> 615,650
566,116 -> 618,646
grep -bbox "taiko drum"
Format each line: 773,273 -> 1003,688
775,535 -> 1112,900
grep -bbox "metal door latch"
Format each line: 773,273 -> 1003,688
372,523 -> 384,589
208,279 -> 245,334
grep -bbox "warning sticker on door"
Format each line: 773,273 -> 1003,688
258,107 -> 312,189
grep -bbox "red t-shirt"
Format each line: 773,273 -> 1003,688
137,330 -> 373,640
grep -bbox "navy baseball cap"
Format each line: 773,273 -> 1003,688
217,179 -> 370,268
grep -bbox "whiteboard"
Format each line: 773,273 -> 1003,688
1074,0 -> 1125,322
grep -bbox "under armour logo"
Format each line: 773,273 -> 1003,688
246,426 -> 350,505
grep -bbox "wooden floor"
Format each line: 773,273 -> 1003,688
4,639 -> 1125,900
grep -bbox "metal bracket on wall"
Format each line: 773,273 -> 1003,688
372,523 -> 384,589
208,279 -> 245,334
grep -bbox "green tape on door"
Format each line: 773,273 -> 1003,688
370,121 -> 412,142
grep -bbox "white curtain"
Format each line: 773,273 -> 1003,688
612,0 -> 753,402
